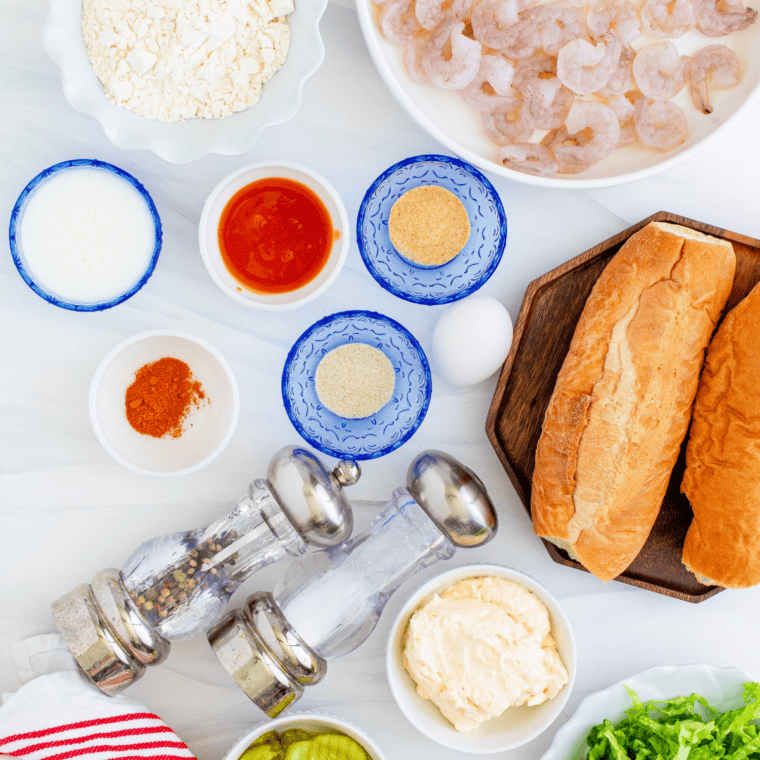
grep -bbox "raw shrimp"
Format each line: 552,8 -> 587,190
554,100 -> 620,171
587,0 -> 642,44
482,105 -> 536,144
541,124 -> 594,172
687,44 -> 741,113
634,97 -> 688,150
604,92 -> 637,144
632,41 -> 687,99
422,19 -> 482,89
523,82 -> 575,127
499,143 -> 559,174
525,1 -> 589,54
415,0 -> 475,30
512,52 -> 556,92
461,53 -> 519,111
404,32 -> 434,85
605,91 -> 635,121
597,45 -> 635,95
471,0 -> 520,47
618,121 -> 638,145
690,0 -> 757,36
499,17 -> 542,59
557,34 -> 622,95
380,0 -> 423,44
512,53 -> 572,128
640,0 -> 696,37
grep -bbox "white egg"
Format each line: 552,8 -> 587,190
432,295 -> 513,386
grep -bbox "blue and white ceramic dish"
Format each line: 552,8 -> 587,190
9,159 -> 162,311
282,310 -> 432,460
357,155 -> 507,305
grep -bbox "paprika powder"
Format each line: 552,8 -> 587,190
125,357 -> 206,438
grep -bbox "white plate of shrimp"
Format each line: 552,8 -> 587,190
355,0 -> 760,187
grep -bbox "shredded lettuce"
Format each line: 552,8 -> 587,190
581,682 -> 760,760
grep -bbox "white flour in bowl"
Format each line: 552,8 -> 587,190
82,0 -> 293,122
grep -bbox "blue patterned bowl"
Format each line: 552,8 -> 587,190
9,159 -> 162,311
357,155 -> 507,305
282,311 -> 432,460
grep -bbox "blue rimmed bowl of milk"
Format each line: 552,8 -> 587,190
9,159 -> 162,311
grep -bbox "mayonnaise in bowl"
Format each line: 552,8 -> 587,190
386,564 -> 576,754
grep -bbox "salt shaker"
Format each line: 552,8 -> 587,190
51,446 -> 360,695
207,450 -> 497,717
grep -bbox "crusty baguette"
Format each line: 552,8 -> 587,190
681,281 -> 760,588
531,222 -> 735,582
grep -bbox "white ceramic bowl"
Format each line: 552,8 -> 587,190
199,162 -> 349,310
539,664 -> 757,760
222,711 -> 388,760
386,563 -> 576,753
42,0 -> 326,163
90,330 -> 240,477
355,3 -> 760,188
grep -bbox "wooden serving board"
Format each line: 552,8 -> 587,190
486,212 -> 760,603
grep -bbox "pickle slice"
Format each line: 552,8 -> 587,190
283,740 -> 312,760
306,734 -> 370,760
239,744 -> 282,760
252,731 -> 283,747
280,729 -> 316,745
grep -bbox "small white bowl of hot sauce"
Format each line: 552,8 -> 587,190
199,162 -> 349,310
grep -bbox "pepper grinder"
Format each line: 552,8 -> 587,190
207,450 -> 497,717
51,446 -> 360,696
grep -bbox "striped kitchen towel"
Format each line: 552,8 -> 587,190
0,636 -> 196,760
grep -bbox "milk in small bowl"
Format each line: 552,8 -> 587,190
9,159 -> 162,310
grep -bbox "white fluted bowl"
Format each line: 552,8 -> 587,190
43,0 -> 326,163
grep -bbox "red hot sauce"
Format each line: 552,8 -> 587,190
217,177 -> 334,294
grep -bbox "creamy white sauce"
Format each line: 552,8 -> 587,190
403,576 -> 569,732
20,168 -> 156,304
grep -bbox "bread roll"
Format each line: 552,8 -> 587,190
681,281 -> 760,588
531,222 -> 735,582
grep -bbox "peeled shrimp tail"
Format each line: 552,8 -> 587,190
422,19 -> 482,89
687,44 -> 741,114
691,0 -> 757,36
499,143 -> 559,175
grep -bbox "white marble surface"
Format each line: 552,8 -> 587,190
3,1 -> 760,758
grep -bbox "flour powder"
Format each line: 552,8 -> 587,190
82,0 -> 293,122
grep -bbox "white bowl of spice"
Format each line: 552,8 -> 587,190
199,162 -> 349,310
90,330 -> 240,477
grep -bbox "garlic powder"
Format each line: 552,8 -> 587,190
82,0 -> 293,122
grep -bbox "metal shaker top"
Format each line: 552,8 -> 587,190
266,445 -> 360,548
406,450 -> 497,548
